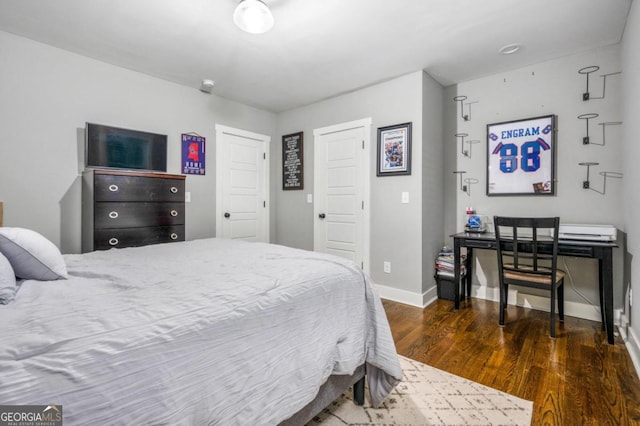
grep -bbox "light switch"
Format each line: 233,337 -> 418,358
401,192 -> 409,203
307,194 -> 313,203
185,192 -> 191,203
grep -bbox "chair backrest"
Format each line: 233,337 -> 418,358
493,216 -> 560,284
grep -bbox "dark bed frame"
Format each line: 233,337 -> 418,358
279,365 -> 365,425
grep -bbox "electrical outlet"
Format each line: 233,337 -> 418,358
383,261 -> 391,274
185,192 -> 191,203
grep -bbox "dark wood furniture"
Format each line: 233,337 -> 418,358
494,216 -> 565,338
82,169 -> 185,252
451,231 -> 617,344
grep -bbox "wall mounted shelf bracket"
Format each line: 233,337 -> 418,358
578,162 -> 623,194
578,66 -> 622,101
578,113 -> 599,145
455,133 -> 472,158
453,171 -> 478,196
453,96 -> 478,121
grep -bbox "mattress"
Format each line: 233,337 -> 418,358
0,238 -> 402,425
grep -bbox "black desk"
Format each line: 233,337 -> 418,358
451,232 -> 617,344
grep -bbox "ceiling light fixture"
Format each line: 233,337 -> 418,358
498,44 -> 521,55
233,0 -> 274,34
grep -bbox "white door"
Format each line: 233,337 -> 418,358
215,124 -> 270,242
314,118 -> 371,271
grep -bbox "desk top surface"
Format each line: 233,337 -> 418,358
451,231 -> 617,248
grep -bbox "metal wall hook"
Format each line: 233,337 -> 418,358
578,66 -> 622,101
453,96 -> 468,121
577,113 -> 599,144
455,133 -> 471,158
578,162 -> 623,194
453,171 -> 477,195
591,121 -> 623,146
466,139 -> 481,158
453,96 -> 477,121
463,178 -> 479,195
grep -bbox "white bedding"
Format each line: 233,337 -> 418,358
0,238 -> 402,425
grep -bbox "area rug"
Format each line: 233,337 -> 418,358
307,356 -> 532,426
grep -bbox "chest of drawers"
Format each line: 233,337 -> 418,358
82,169 -> 186,252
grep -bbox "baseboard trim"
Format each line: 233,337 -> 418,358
471,284 -> 614,324
626,326 -> 640,379
376,283 -> 621,326
375,283 -> 436,308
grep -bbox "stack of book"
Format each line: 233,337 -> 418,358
434,247 -> 466,279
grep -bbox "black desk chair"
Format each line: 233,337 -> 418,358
494,216 -> 565,338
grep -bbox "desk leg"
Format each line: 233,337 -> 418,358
454,238 -> 461,310
601,247 -> 615,345
466,248 -> 473,299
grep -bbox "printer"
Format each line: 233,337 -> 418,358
553,224 -> 617,241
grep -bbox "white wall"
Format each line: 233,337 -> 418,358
0,31 -> 276,253
446,44 -> 624,318
421,72 -> 444,296
275,71 -> 444,299
621,0 -> 640,371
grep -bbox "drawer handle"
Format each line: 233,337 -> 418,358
108,238 -> 119,246
109,211 -> 119,219
170,186 -> 178,194
109,184 -> 119,192
170,210 -> 178,217
170,233 -> 178,240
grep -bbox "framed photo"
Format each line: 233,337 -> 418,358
486,115 -> 556,196
377,122 -> 412,176
181,133 -> 206,175
282,131 -> 303,190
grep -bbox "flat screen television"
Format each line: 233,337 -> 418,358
86,123 -> 167,172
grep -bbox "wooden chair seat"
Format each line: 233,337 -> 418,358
503,264 -> 565,285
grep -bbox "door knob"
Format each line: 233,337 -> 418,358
224,212 -> 231,218
319,213 -> 326,219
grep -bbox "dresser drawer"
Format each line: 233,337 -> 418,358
94,225 -> 185,250
94,174 -> 185,202
94,202 -> 184,229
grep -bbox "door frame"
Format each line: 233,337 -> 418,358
313,117 -> 371,274
215,124 -> 271,242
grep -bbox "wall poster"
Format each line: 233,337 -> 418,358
377,122 -> 412,176
282,131 -> 303,190
486,115 -> 556,196
181,133 -> 206,175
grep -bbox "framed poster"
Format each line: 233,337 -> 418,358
282,131 -> 303,190
181,133 -> 206,175
486,115 -> 556,196
377,122 -> 412,176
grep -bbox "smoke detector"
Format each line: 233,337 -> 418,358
200,79 -> 215,93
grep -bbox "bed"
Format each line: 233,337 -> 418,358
0,228 -> 402,425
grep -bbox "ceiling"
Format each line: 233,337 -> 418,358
0,0 -> 632,112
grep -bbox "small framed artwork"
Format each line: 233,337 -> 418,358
181,133 -> 206,175
377,122 -> 412,176
282,131 -> 304,190
486,114 -> 556,196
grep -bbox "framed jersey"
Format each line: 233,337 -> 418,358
486,114 -> 556,196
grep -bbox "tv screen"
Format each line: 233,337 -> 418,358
86,123 -> 167,172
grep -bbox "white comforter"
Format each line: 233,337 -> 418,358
0,238 -> 401,425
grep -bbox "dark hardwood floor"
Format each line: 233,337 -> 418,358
383,297 -> 640,426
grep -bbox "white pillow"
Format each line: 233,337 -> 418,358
0,252 -> 16,304
0,227 -> 67,281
